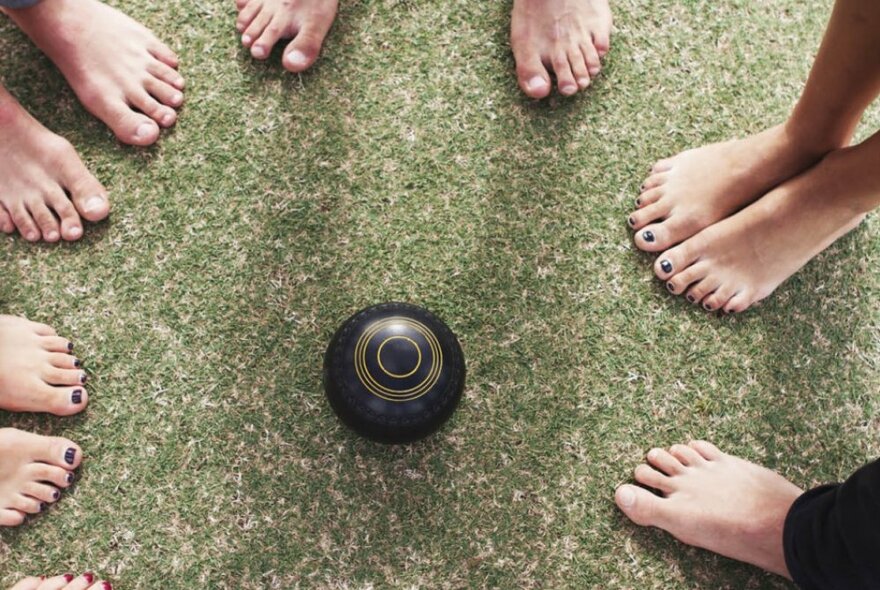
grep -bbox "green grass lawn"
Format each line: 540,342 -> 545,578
1,0 -> 878,587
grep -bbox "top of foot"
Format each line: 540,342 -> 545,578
6,0 -> 185,147
511,0 -> 611,98
236,0 -> 338,73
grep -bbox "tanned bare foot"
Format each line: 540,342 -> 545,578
0,316 -> 88,416
0,86 -> 109,242
511,0 -> 611,98
615,440 -> 803,578
9,573 -> 110,590
655,142 -> 872,313
0,428 -> 82,527
235,0 -> 338,73
629,124 -> 836,253
4,0 -> 185,147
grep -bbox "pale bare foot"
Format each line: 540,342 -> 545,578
0,428 -> 82,527
235,0 -> 338,73
4,0 -> 185,147
630,124 -> 835,253
655,143 -> 872,313
0,316 -> 88,416
8,573 -> 110,590
615,440 -> 803,578
511,0 -> 611,98
0,86 -> 109,242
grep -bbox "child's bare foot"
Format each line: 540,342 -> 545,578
4,0 -> 185,147
511,0 -> 611,98
0,316 -> 87,416
615,440 -> 802,578
235,0 -> 338,73
9,572 -> 110,590
630,124 -> 834,253
654,143 -> 872,313
0,87 -> 109,242
0,428 -> 81,527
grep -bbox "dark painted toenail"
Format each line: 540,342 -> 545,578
642,230 -> 655,242
66,472 -> 75,484
80,373 -> 87,384
53,490 -> 60,500
666,282 -> 675,292
635,198 -> 641,206
704,303 -> 713,310
687,295 -> 695,303
628,217 -> 636,227
660,260 -> 673,273
39,502 -> 46,512
67,342 -> 74,352
71,389 -> 82,404
84,573 -> 95,584
64,448 -> 76,465
74,358 -> 81,368
640,184 -> 645,191
103,582 -> 113,590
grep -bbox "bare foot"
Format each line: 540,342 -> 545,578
629,124 -> 834,253
4,0 -> 185,147
8,573 -> 110,590
0,428 -> 81,527
654,143 -> 871,313
511,0 -> 611,98
0,86 -> 109,242
0,316 -> 88,416
235,0 -> 338,73
615,440 -> 803,578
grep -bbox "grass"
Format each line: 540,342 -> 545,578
0,0 -> 878,587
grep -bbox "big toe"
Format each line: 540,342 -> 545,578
615,484 -> 663,527
514,54 -> 552,99
282,21 -> 332,73
40,437 -> 83,469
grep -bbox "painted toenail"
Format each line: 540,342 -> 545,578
103,582 -> 113,590
74,358 -> 81,368
635,198 -> 641,206
666,282 -> 674,292
526,76 -> 548,92
53,490 -> 60,500
72,389 -> 83,404
286,50 -> 309,67
80,372 -> 87,384
617,486 -> 635,508
134,122 -> 155,140
687,295 -> 695,303
84,195 -> 106,214
39,502 -> 46,512
628,217 -> 636,227
660,260 -> 673,273
642,231 -> 655,242
84,573 -> 95,584
64,448 -> 76,465
67,341 -> 74,352
640,184 -> 645,191
66,472 -> 75,484
64,574 -> 73,583
704,303 -> 713,310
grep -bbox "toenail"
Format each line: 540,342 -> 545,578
84,573 -> 94,584
617,486 -> 636,508
67,341 -> 74,352
172,92 -> 183,105
660,260 -> 673,273
66,472 -> 75,484
64,448 -> 76,465
704,303 -> 713,310
26,232 -> 38,241
47,231 -> 59,241
642,230 -> 655,242
577,77 -> 590,88
69,226 -> 82,239
252,45 -> 265,58
560,85 -> 577,96
666,282 -> 674,292
103,582 -> 113,590
162,113 -> 175,126
134,122 -> 155,140
71,389 -> 83,404
80,372 -> 88,384
74,358 -> 81,368
687,295 -> 695,303
628,217 -> 636,227
84,195 -> 106,214
285,49 -> 309,67
64,574 -> 73,583
526,75 -> 548,92
241,34 -> 252,45
39,502 -> 47,512
640,184 -> 645,191
635,198 -> 641,206
53,490 -> 60,500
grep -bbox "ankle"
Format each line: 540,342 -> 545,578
782,116 -> 852,159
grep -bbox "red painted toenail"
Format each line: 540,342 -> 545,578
84,572 -> 95,584
103,581 -> 113,590
64,573 -> 74,582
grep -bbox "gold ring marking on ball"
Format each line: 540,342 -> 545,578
354,317 -> 443,402
377,335 -> 422,379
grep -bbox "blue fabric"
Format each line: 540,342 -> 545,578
0,0 -> 42,8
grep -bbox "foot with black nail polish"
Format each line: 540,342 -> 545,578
627,124 -> 834,252
0,316 -> 88,415
9,572 -> 111,590
0,428 -> 80,526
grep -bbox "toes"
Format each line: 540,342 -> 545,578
235,0 -> 249,9
686,276 -> 722,308
651,159 -> 673,174
241,8 -> 271,49
0,508 -> 26,526
129,89 -> 177,129
9,577 -> 43,590
25,197 -> 61,243
145,77 -> 184,110
633,463 -> 671,492
581,41 -> 601,77
51,142 -> 109,224
702,283 -> 738,314
251,16 -> 293,60
0,206 -> 14,234
147,40 -> 180,69
653,243 -> 697,281
27,463 -> 75,489
12,494 -> 43,515
551,53 -> 578,96
22,481 -> 61,504
236,0 -> 263,33
43,188 -> 83,242
83,90 -> 159,146
49,353 -> 82,370
41,336 -> 74,353
34,437 -> 82,469
147,60 -> 185,91
9,201 -> 41,242
29,320 -> 57,336
635,187 -> 663,208
646,448 -> 684,476
513,52 -> 552,99
41,366 -> 86,387
37,575 -> 72,590
668,444 -> 704,466
628,201 -> 670,231
591,19 -> 611,57
688,440 -> 724,461
568,48 -> 591,90
641,173 -> 668,191
615,484 -> 664,527
64,574 -> 97,590
723,291 -> 753,314
664,261 -> 709,297
283,21 -> 333,73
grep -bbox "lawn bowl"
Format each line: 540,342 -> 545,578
323,302 -> 466,444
